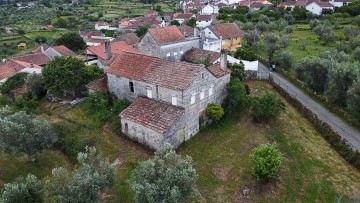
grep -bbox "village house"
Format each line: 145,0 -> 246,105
79,31 -> 104,41
329,0 -> 352,7
278,0 -> 334,14
85,36 -> 115,46
137,26 -> 200,61
95,21 -> 117,31
0,59 -> 42,83
118,16 -> 164,31
33,45 -> 77,60
145,10 -> 159,17
196,14 -> 214,28
114,33 -> 140,47
200,4 -> 219,14
104,51 -> 230,150
203,23 -> 242,51
86,41 -> 139,69
173,13 -> 196,25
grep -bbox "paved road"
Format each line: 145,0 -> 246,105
258,63 -> 360,151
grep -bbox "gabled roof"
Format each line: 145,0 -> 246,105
311,0 -> 333,7
33,45 -> 76,57
87,41 -> 139,60
173,13 -> 194,19
183,48 -> 221,64
120,97 -> 184,134
107,52 -> 204,91
96,21 -> 110,26
0,59 -> 42,80
147,26 -> 186,45
196,14 -> 212,21
207,64 -> 231,78
79,31 -> 103,37
115,33 -> 140,45
11,53 -> 50,65
208,23 -> 242,39
179,25 -> 196,37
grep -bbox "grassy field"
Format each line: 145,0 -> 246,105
1,81 -> 359,202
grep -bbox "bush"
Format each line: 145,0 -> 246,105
206,103 -> 224,122
0,72 -> 28,94
251,93 -> 284,123
226,78 -> 249,114
0,95 -> 9,107
14,95 -> 42,113
111,99 -> 131,115
250,143 -> 282,182
275,51 -> 293,70
234,47 -> 257,61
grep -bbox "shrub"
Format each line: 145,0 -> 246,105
275,51 -> 293,70
111,99 -> 131,115
0,72 -> 28,94
0,95 -> 9,107
251,93 -> 284,123
250,143 -> 282,182
206,103 -> 224,122
228,62 -> 246,81
234,47 -> 257,61
226,78 -> 249,114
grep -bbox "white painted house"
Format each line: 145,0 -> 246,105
95,22 -> 118,31
305,0 -> 334,15
329,0 -> 352,7
196,14 -> 213,28
200,4 -> 219,14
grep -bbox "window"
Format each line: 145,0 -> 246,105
209,86 -> 213,96
200,90 -> 204,100
202,73 -> 204,79
166,53 -> 170,57
129,82 -> 134,92
147,88 -> 152,98
172,95 -> 177,105
191,94 -> 195,104
180,50 -> 184,54
174,52 -> 177,56
124,123 -> 128,133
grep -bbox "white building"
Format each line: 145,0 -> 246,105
329,0 -> 352,7
196,14 -> 214,28
95,21 -> 118,31
200,4 -> 219,14
305,0 -> 334,15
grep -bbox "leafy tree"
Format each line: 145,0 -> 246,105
243,29 -> 260,47
0,109 -> 58,161
81,64 -> 103,84
353,47 -> 360,61
226,78 -> 249,113
0,174 -> 42,203
206,103 -> 224,122
135,24 -> 151,37
347,77 -> 360,116
45,147 -> 115,202
309,19 -> 320,30
234,47 -> 257,61
292,6 -> 307,20
259,14 -> 270,24
228,62 -> 246,81
42,57 -> 85,94
264,33 -> 279,61
275,51 -> 293,70
186,17 -> 197,28
313,24 -> 335,43
170,20 -> 180,26
26,74 -> 47,98
0,72 -> 28,94
343,25 -> 359,40
284,13 -> 294,24
256,21 -> 268,33
35,36 -> 47,44
355,15 -> 360,27
55,32 -> 86,52
327,62 -> 358,107
295,57 -> 328,93
250,93 -> 284,123
17,29 -> 25,35
130,144 -> 199,203
250,143 -> 282,182
285,26 -> 293,34
98,12 -> 103,18
53,17 -> 68,28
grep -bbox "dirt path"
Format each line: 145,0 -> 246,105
258,63 -> 360,151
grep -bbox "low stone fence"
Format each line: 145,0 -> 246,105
269,76 -> 360,171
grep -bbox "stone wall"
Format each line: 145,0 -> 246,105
137,32 -> 161,57
160,39 -> 200,61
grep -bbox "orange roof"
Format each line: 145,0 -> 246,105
87,41 -> 139,60
34,45 -> 76,56
209,23 -> 242,39
207,64 -> 230,78
147,26 -> 186,45
11,53 -> 50,65
0,59 -> 42,80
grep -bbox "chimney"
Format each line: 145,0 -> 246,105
220,49 -> 227,71
105,40 -> 112,60
193,27 -> 198,37
41,46 -> 44,53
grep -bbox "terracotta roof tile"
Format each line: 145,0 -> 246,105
0,59 -> 42,80
11,53 -> 50,65
86,77 -> 108,93
183,48 -> 221,64
209,23 -> 242,39
179,25 -> 196,37
115,33 -> 140,45
87,41 -> 139,60
96,21 -> 110,26
196,14 -> 212,21
207,64 -> 230,78
107,52 -> 204,90
51,45 -> 76,56
120,97 -> 184,134
80,31 -> 104,37
148,26 -> 186,45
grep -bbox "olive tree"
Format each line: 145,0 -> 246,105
130,144 -> 199,203
250,143 -> 282,182
343,26 -> 359,40
347,78 -> 360,116
264,33 -> 279,61
275,51 -> 293,70
0,108 -> 58,161
250,93 -> 284,123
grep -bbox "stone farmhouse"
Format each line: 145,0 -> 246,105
203,23 -> 242,51
104,51 -> 230,150
137,26 -> 201,61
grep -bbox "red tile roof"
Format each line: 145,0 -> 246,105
183,48 -> 221,64
209,23 -> 242,39
120,97 -> 184,134
179,25 -> 196,37
196,14 -> 212,21
115,33 -> 140,45
87,38 -> 108,44
147,26 -> 186,45
87,41 -> 139,60
107,52 -> 204,90
207,64 -> 231,78
11,53 -> 50,65
80,31 -> 104,37
51,45 -> 76,56
86,77 -> 108,93
96,21 -> 110,26
173,13 -> 194,19
0,59 -> 42,80
313,0 -> 333,7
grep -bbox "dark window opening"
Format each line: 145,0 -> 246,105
129,82 -> 134,92
125,123 -> 128,133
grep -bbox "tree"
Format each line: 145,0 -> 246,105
130,144 -> 198,203
313,24 -> 335,43
0,109 -> 58,161
170,20 -> 180,26
45,147 -> 115,202
98,12 -> 103,18
55,32 -> 86,52
42,57 -> 85,94
343,25 -> 359,40
259,14 -> 270,24
0,174 -> 42,203
35,36 -> 47,44
26,74 -> 47,98
226,78 -> 249,113
295,57 -> 328,93
243,29 -> 260,47
264,33 -> 279,61
186,17 -> 197,27
250,93 -> 284,123
347,78 -> 360,116
135,24 -> 151,37
0,72 -> 28,94
355,15 -> 360,27
17,29 -> 25,35
81,64 -> 103,84
234,47 -> 257,61
53,17 -> 68,28
284,13 -> 294,24
250,143 -> 282,182
285,26 -> 293,34
353,47 -> 360,61
327,62 -> 358,107
228,62 -> 246,81
206,103 -> 224,122
275,51 -> 293,70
